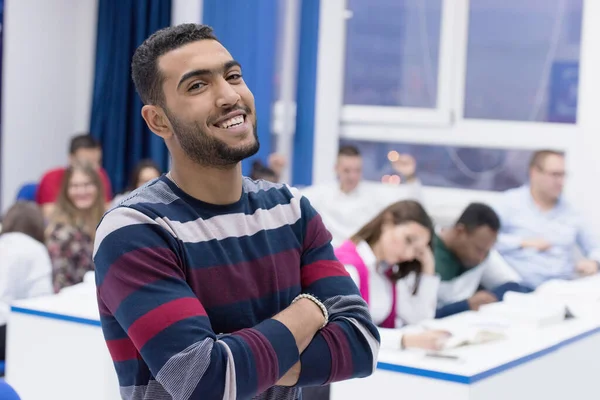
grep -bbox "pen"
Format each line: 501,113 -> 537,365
425,352 -> 461,361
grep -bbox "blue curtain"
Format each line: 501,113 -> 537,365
292,0 -> 320,186
90,0 -> 171,193
203,0 -> 278,176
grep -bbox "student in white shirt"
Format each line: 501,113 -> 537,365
335,200 -> 449,350
0,202 -> 53,360
434,203 -> 530,318
302,145 -> 423,247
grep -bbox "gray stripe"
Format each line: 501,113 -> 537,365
218,340 -> 237,400
323,294 -> 372,322
120,380 -> 171,400
153,197 -> 302,244
243,177 -> 285,193
156,338 -> 214,400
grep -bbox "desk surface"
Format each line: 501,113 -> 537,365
11,282 -> 100,326
377,311 -> 600,384
10,280 -> 600,386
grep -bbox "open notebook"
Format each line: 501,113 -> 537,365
378,317 -> 508,352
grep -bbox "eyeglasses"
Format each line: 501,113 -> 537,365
536,166 -> 566,179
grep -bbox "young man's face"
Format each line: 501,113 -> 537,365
154,39 -> 259,166
454,225 -> 498,268
335,154 -> 362,193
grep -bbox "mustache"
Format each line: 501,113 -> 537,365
210,105 -> 252,124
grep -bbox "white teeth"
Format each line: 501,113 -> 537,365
219,115 -> 244,129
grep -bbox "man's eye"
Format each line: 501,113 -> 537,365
189,82 -> 205,91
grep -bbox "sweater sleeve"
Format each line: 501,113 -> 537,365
291,192 -> 380,387
94,207 -> 299,400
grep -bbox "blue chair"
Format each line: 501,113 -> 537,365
0,379 -> 20,400
15,183 -> 38,202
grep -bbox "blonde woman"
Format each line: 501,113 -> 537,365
46,164 -> 105,292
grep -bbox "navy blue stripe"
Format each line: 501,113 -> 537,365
207,285 -> 301,334
113,358 -> 152,387
10,306 -> 101,327
338,319 -> 375,378
94,222 -> 179,285
219,334 -> 259,397
301,243 -> 338,266
114,278 -> 197,329
125,179 -> 296,223
297,333 -> 331,386
184,222 -> 303,269
100,314 -> 130,341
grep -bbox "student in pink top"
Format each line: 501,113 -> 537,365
335,200 -> 450,350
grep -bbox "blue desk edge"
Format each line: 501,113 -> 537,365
11,305 -> 600,385
377,325 -> 600,384
11,306 -> 101,327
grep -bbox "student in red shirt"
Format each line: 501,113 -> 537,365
36,134 -> 112,217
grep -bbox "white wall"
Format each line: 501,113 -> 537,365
1,0 -> 98,212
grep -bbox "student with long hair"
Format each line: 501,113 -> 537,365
336,200 -> 450,350
111,159 -> 162,207
46,164 -> 105,292
0,202 -> 53,361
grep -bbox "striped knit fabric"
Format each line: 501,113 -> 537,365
93,176 -> 380,400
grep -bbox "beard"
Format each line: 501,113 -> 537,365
165,107 -> 260,168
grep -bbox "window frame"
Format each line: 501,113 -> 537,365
311,0 -> 580,190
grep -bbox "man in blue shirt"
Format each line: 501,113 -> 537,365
494,150 -> 600,288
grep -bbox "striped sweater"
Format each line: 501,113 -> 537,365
93,176 -> 380,400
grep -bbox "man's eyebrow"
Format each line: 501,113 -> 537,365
177,60 -> 242,89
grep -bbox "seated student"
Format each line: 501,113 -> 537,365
336,200 -> 449,350
434,203 -> 531,318
110,159 -> 162,207
0,202 -> 53,362
46,164 -> 106,292
495,150 -> 600,288
36,134 -> 113,217
302,145 -> 422,247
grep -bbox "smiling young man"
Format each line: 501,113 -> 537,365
93,24 -> 379,400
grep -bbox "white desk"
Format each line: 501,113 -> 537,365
332,311 -> 600,400
6,280 -> 600,400
5,283 -> 120,400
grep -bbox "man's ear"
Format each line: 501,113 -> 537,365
455,223 -> 468,236
141,105 -> 173,139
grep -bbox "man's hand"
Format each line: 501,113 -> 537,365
521,238 -> 552,252
391,154 -> 417,182
402,330 -> 451,351
576,259 -> 599,276
272,298 -> 325,353
468,290 -> 498,311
